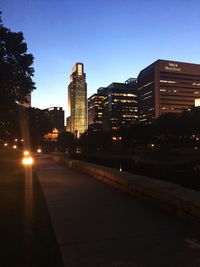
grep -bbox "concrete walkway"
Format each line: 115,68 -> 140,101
36,155 -> 200,267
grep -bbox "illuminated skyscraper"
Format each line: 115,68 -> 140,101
88,92 -> 105,132
88,80 -> 138,132
99,81 -> 138,132
67,63 -> 87,137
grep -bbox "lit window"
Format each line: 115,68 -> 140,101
160,80 -> 176,84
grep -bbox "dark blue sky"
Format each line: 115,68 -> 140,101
1,0 -> 200,116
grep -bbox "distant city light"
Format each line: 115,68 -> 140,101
37,148 -> 42,153
13,145 -> 17,149
14,138 -> 18,142
4,143 -> 8,147
119,164 -> 122,172
195,98 -> 200,107
112,136 -> 122,141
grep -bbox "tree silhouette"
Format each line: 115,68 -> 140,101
0,13 -> 35,109
0,12 -> 35,140
57,131 -> 75,151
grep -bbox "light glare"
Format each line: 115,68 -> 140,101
22,156 -> 34,165
23,150 -> 30,156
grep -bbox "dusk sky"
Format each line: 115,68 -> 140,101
1,0 -> 200,118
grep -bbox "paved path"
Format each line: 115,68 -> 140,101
36,155 -> 200,267
0,150 -> 63,267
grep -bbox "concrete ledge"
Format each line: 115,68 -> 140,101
51,154 -> 200,226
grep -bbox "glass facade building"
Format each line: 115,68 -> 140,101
88,93 -> 105,132
67,63 -> 88,137
88,80 -> 138,132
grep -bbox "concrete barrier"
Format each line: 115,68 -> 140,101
51,154 -> 200,226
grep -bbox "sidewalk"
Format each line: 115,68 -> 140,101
36,155 -> 200,267
0,150 -> 63,267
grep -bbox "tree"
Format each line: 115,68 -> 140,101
27,108 -> 53,147
57,131 -> 75,151
0,13 -> 35,140
179,107 -> 200,137
79,130 -> 112,150
0,13 -> 35,109
154,113 -> 180,141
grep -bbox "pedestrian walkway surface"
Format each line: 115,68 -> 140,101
36,155 -> 200,267
0,150 -> 63,267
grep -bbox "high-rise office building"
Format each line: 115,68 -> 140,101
88,93 -> 105,132
137,60 -> 200,122
67,63 -> 88,137
101,81 -> 138,132
88,80 -> 138,132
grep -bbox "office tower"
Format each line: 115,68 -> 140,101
102,81 -> 138,132
88,93 -> 105,132
43,107 -> 64,131
137,60 -> 200,122
68,63 -> 87,137
88,80 -> 138,132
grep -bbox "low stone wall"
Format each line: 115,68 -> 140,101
51,153 -> 200,226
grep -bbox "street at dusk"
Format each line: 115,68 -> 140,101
1,150 -> 200,266
1,0 -> 200,266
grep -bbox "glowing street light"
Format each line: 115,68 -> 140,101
23,150 -> 30,156
4,143 -> 8,147
13,145 -> 17,149
22,156 -> 34,166
37,148 -> 42,153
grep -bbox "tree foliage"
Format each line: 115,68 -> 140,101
27,108 -> 53,147
79,130 -> 112,149
0,12 -> 36,142
57,131 -> 75,150
0,13 -> 35,110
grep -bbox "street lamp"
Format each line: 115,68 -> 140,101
23,150 -> 30,156
22,156 -> 34,166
